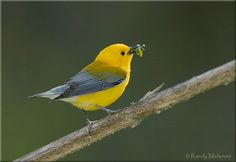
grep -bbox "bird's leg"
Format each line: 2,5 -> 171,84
95,105 -> 121,115
82,110 -> 96,136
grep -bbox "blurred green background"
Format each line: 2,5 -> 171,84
2,2 -> 235,161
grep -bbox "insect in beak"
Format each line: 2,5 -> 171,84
128,44 -> 145,57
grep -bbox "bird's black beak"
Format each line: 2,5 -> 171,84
128,44 -> 145,57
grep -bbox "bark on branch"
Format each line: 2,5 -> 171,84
15,60 -> 235,161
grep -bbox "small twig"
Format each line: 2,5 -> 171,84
139,82 -> 165,102
15,60 -> 235,161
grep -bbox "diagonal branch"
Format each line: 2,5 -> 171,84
15,60 -> 235,161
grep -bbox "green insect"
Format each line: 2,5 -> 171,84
133,44 -> 145,57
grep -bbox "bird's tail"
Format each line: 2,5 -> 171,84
28,84 -> 70,100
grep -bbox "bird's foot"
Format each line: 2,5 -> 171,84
86,119 -> 97,136
96,105 -> 121,115
108,108 -> 122,115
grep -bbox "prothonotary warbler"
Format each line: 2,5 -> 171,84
29,43 -> 145,132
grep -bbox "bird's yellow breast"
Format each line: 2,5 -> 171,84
67,71 -> 130,111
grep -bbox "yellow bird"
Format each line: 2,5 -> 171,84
30,43 -> 145,129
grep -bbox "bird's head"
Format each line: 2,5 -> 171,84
95,43 -> 145,69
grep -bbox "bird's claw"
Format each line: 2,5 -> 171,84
96,105 -> 122,115
86,120 -> 97,136
107,108 -> 122,116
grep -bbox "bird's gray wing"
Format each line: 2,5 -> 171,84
53,69 -> 126,100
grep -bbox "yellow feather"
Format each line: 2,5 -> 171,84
71,73 -> 130,111
68,44 -> 132,111
32,43 -> 144,112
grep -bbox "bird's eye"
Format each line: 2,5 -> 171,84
121,51 -> 125,56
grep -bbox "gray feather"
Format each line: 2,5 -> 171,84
28,84 -> 70,99
30,66 -> 126,101
54,70 -> 125,100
